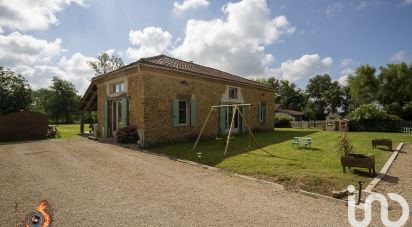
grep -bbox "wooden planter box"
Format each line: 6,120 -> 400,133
341,154 -> 376,176
372,139 -> 392,151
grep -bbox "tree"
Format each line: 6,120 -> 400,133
377,63 -> 412,117
0,66 -> 32,113
31,88 -> 53,114
347,65 -> 378,108
347,104 -> 388,120
401,102 -> 412,121
256,77 -> 305,111
276,80 -> 306,110
88,51 -> 124,75
47,77 -> 80,123
305,74 -> 343,119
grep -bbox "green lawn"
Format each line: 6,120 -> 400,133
153,128 -> 411,195
53,124 -> 81,139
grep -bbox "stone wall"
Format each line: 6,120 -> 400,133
140,65 -> 274,147
94,64 -> 275,147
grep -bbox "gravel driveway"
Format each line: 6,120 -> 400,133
375,143 -> 412,226
0,138 -> 377,226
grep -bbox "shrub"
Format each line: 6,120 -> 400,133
347,104 -> 388,120
116,125 -> 139,143
335,132 -> 354,157
274,116 -> 291,128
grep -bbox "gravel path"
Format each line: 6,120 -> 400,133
375,143 -> 412,226
0,138 -> 375,226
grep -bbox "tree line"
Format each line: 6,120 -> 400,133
0,51 -> 123,123
258,63 -> 412,121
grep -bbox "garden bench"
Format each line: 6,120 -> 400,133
292,137 -> 312,148
372,139 -> 392,151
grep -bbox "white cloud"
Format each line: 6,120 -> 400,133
173,0 -> 209,15
338,75 -> 349,86
0,32 -> 63,66
126,27 -> 173,60
355,1 -> 367,10
340,58 -> 353,68
12,53 -> 95,94
172,0 -> 295,76
402,0 -> 412,5
325,2 -> 344,16
391,50 -> 408,62
0,0 -> 89,32
269,54 -> 333,82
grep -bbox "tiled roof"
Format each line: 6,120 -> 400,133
138,55 -> 272,90
275,105 -> 304,116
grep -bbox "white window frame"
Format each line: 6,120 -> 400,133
111,82 -> 125,94
178,100 -> 189,125
228,87 -> 238,99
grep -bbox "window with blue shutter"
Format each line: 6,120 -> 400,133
172,97 -> 179,127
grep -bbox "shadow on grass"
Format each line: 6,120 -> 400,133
152,129 -> 318,166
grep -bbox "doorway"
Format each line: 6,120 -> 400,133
225,107 -> 240,134
111,101 -> 123,136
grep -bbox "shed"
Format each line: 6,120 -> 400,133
325,114 -> 349,131
0,111 -> 49,141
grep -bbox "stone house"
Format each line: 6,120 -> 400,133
79,55 -> 275,147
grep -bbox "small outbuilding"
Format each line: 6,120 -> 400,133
325,114 -> 349,131
0,111 -> 49,141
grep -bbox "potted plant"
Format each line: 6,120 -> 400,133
336,132 -> 376,176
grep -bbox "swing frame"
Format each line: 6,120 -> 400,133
192,104 -> 264,156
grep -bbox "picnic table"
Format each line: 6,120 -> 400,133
292,137 -> 312,148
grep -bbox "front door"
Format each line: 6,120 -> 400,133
111,101 -> 123,136
225,107 -> 240,134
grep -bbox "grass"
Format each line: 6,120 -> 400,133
152,128 -> 411,195
52,124 -> 82,140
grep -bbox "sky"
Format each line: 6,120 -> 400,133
0,0 -> 411,94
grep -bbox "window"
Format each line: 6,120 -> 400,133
111,82 -> 125,93
259,103 -> 266,122
229,87 -> 238,99
178,100 -> 189,125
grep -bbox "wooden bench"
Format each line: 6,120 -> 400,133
372,139 -> 392,151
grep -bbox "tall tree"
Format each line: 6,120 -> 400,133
48,77 -> 80,123
0,66 -> 32,113
31,88 -> 53,114
256,77 -> 305,111
88,51 -> 124,75
347,65 -> 378,108
276,80 -> 306,110
306,74 -> 343,119
377,63 -> 412,117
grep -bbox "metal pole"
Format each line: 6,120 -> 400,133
224,105 -> 237,156
192,107 -> 214,152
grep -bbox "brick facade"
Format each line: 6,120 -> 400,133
94,63 -> 274,147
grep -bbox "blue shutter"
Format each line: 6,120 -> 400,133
172,97 -> 179,128
190,98 -> 196,127
121,96 -> 128,128
219,106 -> 227,135
262,103 -> 267,122
103,98 -> 109,137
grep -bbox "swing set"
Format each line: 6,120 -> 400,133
192,104 -> 272,156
